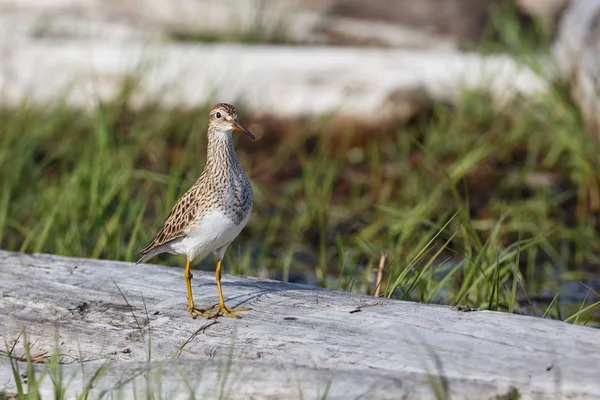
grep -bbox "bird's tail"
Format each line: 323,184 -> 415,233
136,248 -> 156,264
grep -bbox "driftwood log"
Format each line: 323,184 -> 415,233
1,250 -> 599,399
0,42 -> 547,123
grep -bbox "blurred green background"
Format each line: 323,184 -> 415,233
1,1 -> 599,326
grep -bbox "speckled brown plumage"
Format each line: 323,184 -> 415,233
137,103 -> 253,262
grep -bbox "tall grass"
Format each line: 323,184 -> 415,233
2,2 -> 600,326
1,80 -> 599,325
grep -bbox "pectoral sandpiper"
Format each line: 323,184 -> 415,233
138,103 -> 254,319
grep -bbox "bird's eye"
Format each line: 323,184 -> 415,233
215,112 -> 221,119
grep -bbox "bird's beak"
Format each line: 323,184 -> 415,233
232,119 -> 255,140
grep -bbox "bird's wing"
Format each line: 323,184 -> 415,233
137,187 -> 199,262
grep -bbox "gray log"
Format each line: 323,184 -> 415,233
1,251 -> 599,399
0,0 -> 549,123
0,0 -> 481,48
0,42 -> 547,123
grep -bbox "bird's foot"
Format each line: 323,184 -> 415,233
190,303 -> 249,319
189,306 -> 212,319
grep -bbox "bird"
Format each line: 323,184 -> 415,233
137,103 -> 255,319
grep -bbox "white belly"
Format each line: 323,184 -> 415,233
168,209 -> 249,260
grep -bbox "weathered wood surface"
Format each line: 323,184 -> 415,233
1,250 -> 599,399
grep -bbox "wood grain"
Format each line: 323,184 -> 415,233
1,250 -> 599,399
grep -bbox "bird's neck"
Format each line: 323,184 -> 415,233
205,129 -> 242,173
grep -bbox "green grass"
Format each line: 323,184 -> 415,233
1,2 -> 599,328
2,329 -> 217,399
1,79 -> 599,326
479,0 -> 552,57
2,5 -> 599,400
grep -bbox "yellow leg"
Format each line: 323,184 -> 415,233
185,258 -> 194,312
186,258 -> 212,319
203,259 -> 249,319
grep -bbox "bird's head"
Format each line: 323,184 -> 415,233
208,103 -> 255,140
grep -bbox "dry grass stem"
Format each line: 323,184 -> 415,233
374,253 -> 387,297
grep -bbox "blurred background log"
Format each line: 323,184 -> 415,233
2,0 -> 600,133
0,42 -> 547,122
